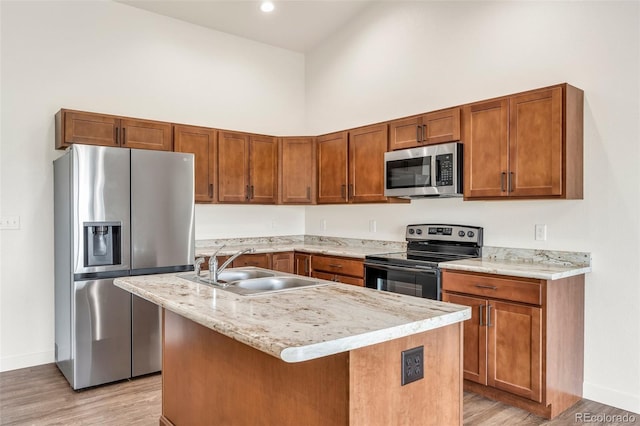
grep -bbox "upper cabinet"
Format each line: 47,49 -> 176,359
279,137 -> 316,204
55,109 -> 172,151
217,131 -> 277,204
317,124 -> 389,204
174,125 -> 217,203
463,84 -> 583,200
388,107 -> 461,151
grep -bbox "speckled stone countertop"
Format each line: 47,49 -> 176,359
114,270 -> 470,363
196,235 -> 405,259
440,247 -> 592,280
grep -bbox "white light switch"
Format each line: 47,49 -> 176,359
369,220 -> 377,233
0,216 -> 20,230
535,224 -> 547,241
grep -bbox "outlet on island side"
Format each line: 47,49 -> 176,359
401,346 -> 424,386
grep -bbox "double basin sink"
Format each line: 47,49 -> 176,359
179,267 -> 328,296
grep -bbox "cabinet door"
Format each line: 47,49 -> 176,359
421,107 -> 460,145
62,111 -> 120,148
317,132 -> 348,204
463,99 -> 509,198
509,87 -> 563,197
174,125 -> 217,203
294,253 -> 311,276
487,300 -> 542,402
248,135 -> 277,204
279,138 -> 316,204
121,118 -> 172,151
388,116 -> 421,151
442,292 -> 487,385
349,124 -> 388,203
272,252 -> 294,273
217,132 -> 250,203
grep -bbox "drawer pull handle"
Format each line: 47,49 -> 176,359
479,304 -> 485,326
475,284 -> 497,290
328,264 -> 343,268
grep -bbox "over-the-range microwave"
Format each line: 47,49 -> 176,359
384,142 -> 463,198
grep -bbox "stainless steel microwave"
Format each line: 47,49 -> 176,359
384,142 -> 463,198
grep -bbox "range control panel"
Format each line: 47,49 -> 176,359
406,224 -> 483,245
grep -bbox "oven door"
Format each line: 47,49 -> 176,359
364,262 -> 441,300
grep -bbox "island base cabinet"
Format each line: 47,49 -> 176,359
161,310 -> 463,426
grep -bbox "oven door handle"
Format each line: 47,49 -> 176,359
365,263 -> 438,275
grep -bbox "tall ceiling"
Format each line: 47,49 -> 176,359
115,0 -> 372,53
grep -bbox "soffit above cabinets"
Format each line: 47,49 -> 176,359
114,0 -> 372,53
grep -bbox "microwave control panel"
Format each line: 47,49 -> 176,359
435,153 -> 454,186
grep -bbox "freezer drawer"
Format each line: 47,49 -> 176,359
72,279 -> 131,389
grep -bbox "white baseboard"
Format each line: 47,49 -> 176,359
584,381 -> 640,415
0,350 -> 54,373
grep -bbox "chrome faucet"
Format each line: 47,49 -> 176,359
209,246 -> 255,285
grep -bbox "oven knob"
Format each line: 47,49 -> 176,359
467,231 -> 475,238
408,229 -> 415,235
458,231 -> 465,237
416,229 -> 423,235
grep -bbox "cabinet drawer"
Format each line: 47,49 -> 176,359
311,271 -> 364,287
232,253 -> 271,269
311,255 -> 364,278
442,271 -> 542,305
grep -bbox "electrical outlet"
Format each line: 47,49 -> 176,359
369,219 -> 377,233
535,224 -> 547,241
0,216 -> 20,230
321,219 -> 327,231
401,346 -> 424,386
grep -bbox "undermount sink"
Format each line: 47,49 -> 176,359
178,268 -> 328,295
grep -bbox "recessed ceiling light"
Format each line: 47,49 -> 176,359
260,1 -> 275,13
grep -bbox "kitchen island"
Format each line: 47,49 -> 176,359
115,269 -> 470,426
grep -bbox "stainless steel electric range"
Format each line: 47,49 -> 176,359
364,224 -> 483,300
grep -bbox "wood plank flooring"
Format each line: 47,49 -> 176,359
1,363 -> 638,425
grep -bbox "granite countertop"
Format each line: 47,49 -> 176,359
439,247 -> 592,280
114,271 -> 470,363
195,235 -> 405,259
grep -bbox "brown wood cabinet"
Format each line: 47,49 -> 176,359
173,125 -> 217,203
271,252 -> 294,274
310,254 -> 364,286
279,137 -> 316,204
217,132 -> 277,204
317,124 -> 389,204
232,253 -> 271,269
388,107 -> 460,150
55,109 -> 172,151
294,253 -> 312,276
442,269 -> 584,419
463,84 -> 583,199
316,131 -> 349,203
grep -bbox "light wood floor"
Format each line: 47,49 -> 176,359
1,363 -> 637,425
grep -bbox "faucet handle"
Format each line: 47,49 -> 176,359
194,257 -> 205,277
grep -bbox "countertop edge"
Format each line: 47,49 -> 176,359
280,308 -> 471,363
439,262 -> 592,280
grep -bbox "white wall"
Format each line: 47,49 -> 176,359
0,0 -> 306,371
305,1 -> 640,413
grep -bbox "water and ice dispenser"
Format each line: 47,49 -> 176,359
83,222 -> 121,266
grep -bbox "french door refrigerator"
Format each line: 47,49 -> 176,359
54,144 -> 194,390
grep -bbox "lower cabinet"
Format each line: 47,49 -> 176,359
442,270 -> 584,419
271,252 -> 294,274
310,255 -> 364,287
294,253 -> 312,277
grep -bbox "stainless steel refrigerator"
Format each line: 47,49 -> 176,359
54,144 -> 195,390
